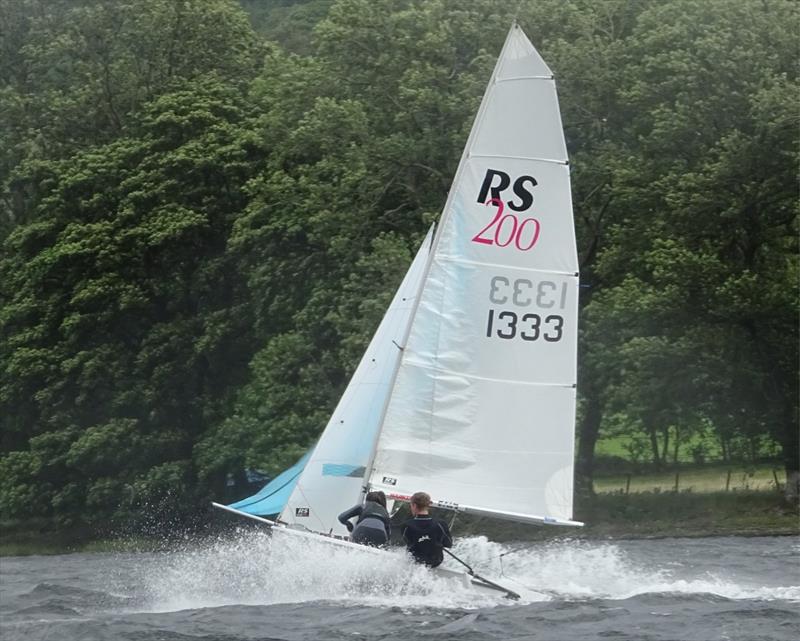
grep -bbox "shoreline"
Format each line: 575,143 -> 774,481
2,525 -> 797,558
2,490 -> 797,556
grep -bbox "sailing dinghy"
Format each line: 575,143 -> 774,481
214,23 -> 582,599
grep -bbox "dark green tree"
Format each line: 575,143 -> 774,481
592,0 -> 798,497
1,0 -> 260,237
0,77 -> 261,524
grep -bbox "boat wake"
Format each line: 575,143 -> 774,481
452,536 -> 800,603
136,531 -> 800,612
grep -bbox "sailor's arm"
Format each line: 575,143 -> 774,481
337,504 -> 362,531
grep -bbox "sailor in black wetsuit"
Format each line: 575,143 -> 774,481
401,491 -> 452,568
337,491 -> 391,546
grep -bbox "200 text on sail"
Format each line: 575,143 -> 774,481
472,169 -> 540,251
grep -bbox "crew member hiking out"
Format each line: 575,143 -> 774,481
337,490 -> 391,547
402,491 -> 452,567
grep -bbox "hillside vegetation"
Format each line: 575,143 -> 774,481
1,0 -> 797,533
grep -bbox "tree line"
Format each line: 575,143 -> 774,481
1,0 -> 797,530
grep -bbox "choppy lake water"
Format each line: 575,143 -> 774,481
1,533 -> 798,640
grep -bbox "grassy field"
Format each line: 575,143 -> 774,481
594,432 -> 717,462
575,490 -> 799,540
594,463 -> 784,494
594,432 -> 781,466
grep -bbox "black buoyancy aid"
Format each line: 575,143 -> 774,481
356,501 -> 391,529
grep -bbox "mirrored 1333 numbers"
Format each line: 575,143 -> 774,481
485,276 -> 567,343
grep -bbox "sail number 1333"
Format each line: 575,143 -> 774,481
486,276 -> 568,343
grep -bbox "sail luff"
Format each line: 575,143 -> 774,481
357,225 -> 434,497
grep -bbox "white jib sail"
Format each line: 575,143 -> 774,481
368,25 -> 581,526
279,227 -> 433,536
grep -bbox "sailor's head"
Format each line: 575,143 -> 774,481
410,491 -> 431,515
365,490 -> 387,508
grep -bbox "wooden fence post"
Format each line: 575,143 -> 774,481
674,472 -> 680,492
625,474 -> 631,495
773,469 -> 781,492
725,469 -> 732,491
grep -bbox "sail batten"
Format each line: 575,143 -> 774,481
392,361 -> 575,387
496,75 -> 554,81
468,154 -> 568,165
434,254 -> 578,274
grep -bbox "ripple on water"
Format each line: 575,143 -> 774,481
1,534 -> 798,641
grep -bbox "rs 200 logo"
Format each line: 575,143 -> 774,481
473,168 -> 540,251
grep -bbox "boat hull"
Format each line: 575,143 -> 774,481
212,502 -> 520,599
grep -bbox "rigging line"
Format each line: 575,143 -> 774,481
499,544 -> 531,560
455,544 -> 528,577
497,569 -> 535,595
316,281 -> 418,427
493,550 -> 534,594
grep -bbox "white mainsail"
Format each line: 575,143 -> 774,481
367,25 -> 581,526
278,227 -> 433,536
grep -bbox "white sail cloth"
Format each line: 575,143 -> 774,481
368,26 -> 580,525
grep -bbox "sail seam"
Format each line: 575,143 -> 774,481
434,254 -> 579,276
468,153 -> 567,165
400,359 -> 575,387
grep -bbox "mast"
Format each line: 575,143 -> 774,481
359,226 -> 434,498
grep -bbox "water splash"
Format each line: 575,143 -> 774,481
453,536 -> 800,602
136,531 -> 800,612
139,528 -> 512,612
